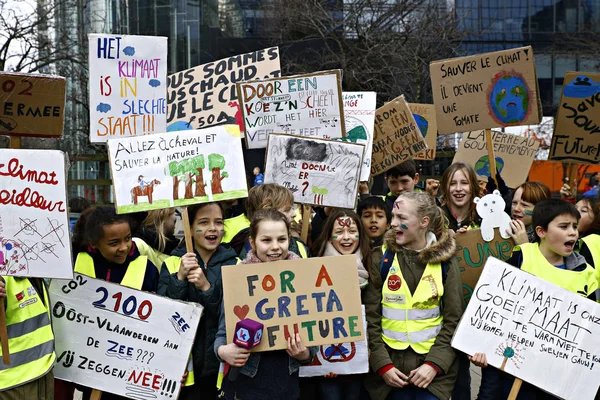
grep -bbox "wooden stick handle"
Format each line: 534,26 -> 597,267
181,207 -> 194,253
301,205 -> 311,245
90,389 -> 103,400
485,129 -> 497,186
0,297 -> 9,365
508,378 -> 523,400
568,163 -> 578,197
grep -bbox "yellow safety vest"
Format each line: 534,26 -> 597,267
580,234 -> 600,269
133,237 -> 167,271
0,277 -> 55,390
380,245 -> 444,354
518,242 -> 599,297
223,214 -> 250,243
74,252 -> 147,291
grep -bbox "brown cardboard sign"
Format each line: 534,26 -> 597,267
0,73 -> 66,137
455,228 -> 514,304
371,95 -> 427,176
409,103 -> 437,161
549,71 -> 600,164
430,46 -> 542,134
222,255 -> 365,351
452,130 -> 539,189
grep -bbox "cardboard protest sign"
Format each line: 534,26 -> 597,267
371,95 -> 427,176
452,130 -> 539,189
409,103 -> 438,161
264,133 -> 363,209
0,149 -> 72,279
549,72 -> 600,164
50,274 -> 203,400
89,34 -> 168,143
455,228 -> 514,304
237,70 -> 346,149
108,125 -> 247,214
338,92 -> 376,181
222,255 -> 365,351
430,46 -> 542,134
452,257 -> 600,400
300,306 -> 368,377
167,47 -> 281,133
0,73 -> 66,137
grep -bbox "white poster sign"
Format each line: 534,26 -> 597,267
237,70 -> 346,149
264,133 -> 363,209
107,125 -> 248,214
0,149 -> 72,279
89,34 -> 168,143
50,274 -> 203,400
452,257 -> 600,400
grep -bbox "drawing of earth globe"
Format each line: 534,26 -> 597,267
488,74 -> 530,125
412,114 -> 428,137
475,155 -> 504,176
342,116 -> 369,142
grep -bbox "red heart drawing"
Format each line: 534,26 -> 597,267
233,305 -> 249,321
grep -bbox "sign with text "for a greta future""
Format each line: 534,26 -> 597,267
452,257 -> 600,400
50,274 -> 203,400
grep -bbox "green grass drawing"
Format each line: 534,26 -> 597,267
117,200 -> 172,214
174,196 -> 210,207
213,190 -> 249,202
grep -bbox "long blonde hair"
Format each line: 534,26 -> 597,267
141,208 -> 176,253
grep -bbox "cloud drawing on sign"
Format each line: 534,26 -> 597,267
123,46 -> 135,56
97,103 -> 112,113
149,79 -> 161,87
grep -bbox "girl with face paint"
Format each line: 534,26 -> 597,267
509,182 -> 551,245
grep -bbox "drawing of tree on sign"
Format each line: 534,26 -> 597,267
167,155 -> 208,200
168,161 -> 184,201
209,154 -> 228,194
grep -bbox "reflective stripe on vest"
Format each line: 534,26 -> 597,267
518,242 -> 599,297
223,214 -> 250,243
297,241 -> 308,259
133,237 -> 164,271
74,252 -> 148,290
0,277 -> 55,390
380,246 -> 444,354
163,256 -> 181,274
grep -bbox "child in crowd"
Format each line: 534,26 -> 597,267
228,183 -> 310,259
382,160 -> 421,210
214,209 -> 318,400
159,202 -> 239,399
358,196 -> 391,247
134,208 -> 180,269
472,199 -> 599,399
508,181 -> 551,245
439,162 -> 481,232
575,196 -> 600,269
364,192 -> 462,400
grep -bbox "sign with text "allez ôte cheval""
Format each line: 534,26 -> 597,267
89,34 -> 167,143
430,46 -> 542,134
222,255 -> 365,351
264,133 -> 364,209
0,149 -> 72,279
237,70 -> 346,149
0,73 -> 66,137
452,257 -> 600,400
167,47 -> 281,133
107,125 -> 248,214
549,71 -> 600,165
50,274 -> 203,400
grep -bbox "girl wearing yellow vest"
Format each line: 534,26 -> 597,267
133,208 -> 180,270
364,192 -> 463,400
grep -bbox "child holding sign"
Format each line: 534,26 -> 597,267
364,192 -> 463,400
159,202 -> 239,398
214,209 -> 318,400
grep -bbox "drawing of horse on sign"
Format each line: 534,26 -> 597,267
131,176 -> 161,205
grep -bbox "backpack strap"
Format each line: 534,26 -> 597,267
379,248 -> 395,282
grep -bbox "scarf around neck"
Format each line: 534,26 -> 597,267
323,242 -> 369,289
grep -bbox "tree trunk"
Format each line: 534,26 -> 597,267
173,176 -> 179,200
212,168 -> 224,194
185,173 -> 194,199
194,168 -> 206,197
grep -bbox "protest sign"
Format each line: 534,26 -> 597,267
89,34 -> 168,143
107,125 -> 247,214
452,257 -> 600,400
409,103 -> 438,161
0,73 -> 66,137
237,70 -> 346,149
371,95 -> 427,176
452,130 -> 540,189
0,149 -> 72,279
300,306 -> 368,377
167,47 -> 280,133
264,133 -> 363,209
338,92 -> 376,181
50,274 -> 202,400
549,72 -> 600,164
455,228 -> 514,304
430,46 -> 542,134
222,255 -> 365,351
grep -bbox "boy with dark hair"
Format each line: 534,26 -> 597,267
383,160 -> 420,209
357,196 -> 391,247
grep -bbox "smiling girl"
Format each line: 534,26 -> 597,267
439,162 -> 481,232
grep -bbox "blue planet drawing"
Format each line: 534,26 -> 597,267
324,344 -> 349,358
475,155 -> 504,177
149,79 -> 161,87
123,46 -> 135,56
96,103 -> 111,113
563,75 -> 600,99
167,121 -> 193,132
488,73 -> 530,124
412,113 -> 429,137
